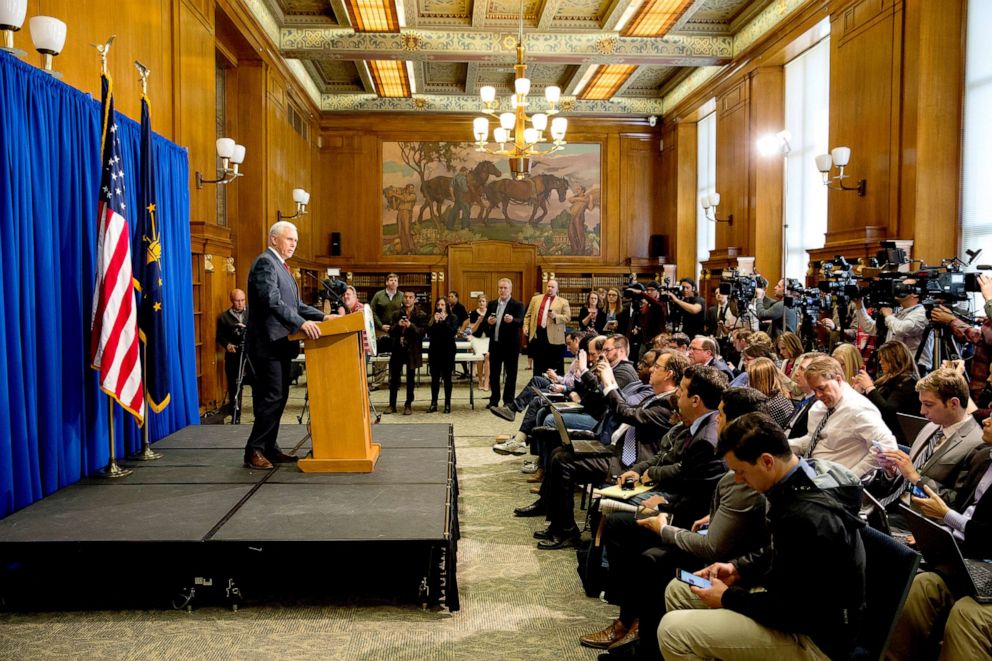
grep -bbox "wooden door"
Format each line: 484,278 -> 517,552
448,241 -> 538,309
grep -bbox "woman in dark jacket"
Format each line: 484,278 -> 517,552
579,290 -> 606,334
427,296 -> 458,413
852,340 -> 920,444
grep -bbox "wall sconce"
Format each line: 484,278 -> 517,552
700,193 -> 733,226
0,0 -> 27,57
277,188 -> 310,221
196,137 -> 246,189
815,147 -> 866,196
29,16 -> 66,78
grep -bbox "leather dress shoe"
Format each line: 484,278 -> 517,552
265,450 -> 298,463
536,529 -> 580,550
244,450 -> 274,470
608,620 -> 639,652
443,404 -> 451,414
580,619 -> 629,650
485,402 -> 496,409
513,500 -> 546,517
384,406 -> 397,415
526,468 -> 545,483
533,526 -> 555,540
490,405 -> 515,422
427,404 -> 438,413
403,404 -> 413,415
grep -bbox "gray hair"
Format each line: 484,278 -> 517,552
269,220 -> 297,239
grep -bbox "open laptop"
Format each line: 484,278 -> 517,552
896,413 -> 929,448
898,504 -> 992,603
549,406 -> 612,456
531,385 -> 584,412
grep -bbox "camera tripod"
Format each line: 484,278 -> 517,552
230,340 -> 253,425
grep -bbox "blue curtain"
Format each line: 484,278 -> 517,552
0,52 -> 199,518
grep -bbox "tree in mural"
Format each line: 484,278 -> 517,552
396,141 -> 465,227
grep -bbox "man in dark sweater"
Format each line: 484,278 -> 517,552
659,412 -> 866,660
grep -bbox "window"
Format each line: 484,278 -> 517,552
960,0 -> 992,281
696,110 -> 716,281
783,36 -> 830,281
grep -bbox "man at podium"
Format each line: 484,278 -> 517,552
243,221 -> 333,470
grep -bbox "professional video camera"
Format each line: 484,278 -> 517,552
320,276 -> 348,309
916,249 -> 988,307
718,269 -> 766,305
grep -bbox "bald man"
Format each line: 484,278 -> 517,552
217,288 -> 248,417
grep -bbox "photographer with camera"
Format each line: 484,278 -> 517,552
854,276 -> 933,372
930,272 -> 992,405
217,288 -> 249,419
754,279 -> 798,340
665,278 -> 706,338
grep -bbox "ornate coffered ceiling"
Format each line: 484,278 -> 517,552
253,0 -> 791,114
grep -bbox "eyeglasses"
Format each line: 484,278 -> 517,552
689,346 -> 706,352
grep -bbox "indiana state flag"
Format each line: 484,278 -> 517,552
135,94 -> 171,412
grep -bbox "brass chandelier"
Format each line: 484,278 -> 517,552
471,0 -> 568,180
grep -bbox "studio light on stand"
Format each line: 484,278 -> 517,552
196,138 -> 246,189
29,15 -> 65,78
815,146 -> 866,196
277,188 -> 310,222
0,0 -> 27,57
700,193 -> 733,226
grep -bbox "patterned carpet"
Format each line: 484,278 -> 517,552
0,361 -> 618,660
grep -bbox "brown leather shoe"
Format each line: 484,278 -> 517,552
526,468 -> 545,483
403,404 -> 413,415
579,619 -> 628,649
266,451 -> 298,463
244,450 -> 273,470
608,619 -> 639,651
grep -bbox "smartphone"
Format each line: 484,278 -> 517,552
676,569 -> 711,589
910,484 -> 927,498
635,505 -> 658,520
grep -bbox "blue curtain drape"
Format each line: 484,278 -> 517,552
0,52 -> 199,518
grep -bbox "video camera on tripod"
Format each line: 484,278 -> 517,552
718,269 -> 766,306
320,277 -> 348,310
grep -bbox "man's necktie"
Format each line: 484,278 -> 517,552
913,428 -> 945,469
621,425 -> 638,466
536,295 -> 552,328
805,407 -> 833,458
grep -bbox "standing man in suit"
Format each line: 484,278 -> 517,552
878,368 -> 984,503
523,279 -> 571,377
487,278 -> 525,409
243,221 -> 332,469
217,288 -> 248,417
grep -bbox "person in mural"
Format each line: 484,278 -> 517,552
448,166 -> 471,230
390,183 -> 417,253
568,185 -> 594,255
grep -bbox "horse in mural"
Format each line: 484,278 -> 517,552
481,173 -> 569,224
416,160 -> 503,226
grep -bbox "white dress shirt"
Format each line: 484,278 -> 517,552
789,381 -> 898,478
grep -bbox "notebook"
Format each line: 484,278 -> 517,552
550,406 -> 612,456
898,504 -> 992,603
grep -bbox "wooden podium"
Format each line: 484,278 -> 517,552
290,314 -> 380,472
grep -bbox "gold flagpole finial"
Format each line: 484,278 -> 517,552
135,60 -> 150,97
90,34 -> 116,76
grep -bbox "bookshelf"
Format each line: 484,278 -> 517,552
541,266 -> 660,322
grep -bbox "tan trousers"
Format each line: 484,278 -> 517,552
658,579 -> 830,660
887,572 -> 992,661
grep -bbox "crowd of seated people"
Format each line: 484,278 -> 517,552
483,276 -> 992,659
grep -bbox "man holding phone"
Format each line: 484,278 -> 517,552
658,412 -> 866,661
486,278 -> 525,409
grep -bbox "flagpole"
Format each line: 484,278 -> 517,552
97,396 -> 133,478
129,59 -> 162,462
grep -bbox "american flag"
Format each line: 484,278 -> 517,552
90,75 -> 144,424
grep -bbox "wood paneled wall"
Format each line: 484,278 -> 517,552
660,0 -> 967,288
14,0 -> 322,410
314,114 -> 663,272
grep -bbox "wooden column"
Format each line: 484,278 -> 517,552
749,66 -> 785,284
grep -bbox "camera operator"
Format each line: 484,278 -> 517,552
664,278 -> 705,338
754,279 -> 798,339
217,288 -> 249,417
854,276 -> 933,372
620,282 -> 660,357
930,273 -> 992,404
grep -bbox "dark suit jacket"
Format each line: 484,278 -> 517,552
246,249 -> 324,358
707,356 -> 736,381
486,297 -> 525,352
951,446 -> 992,559
217,308 -> 247,349
605,388 -> 676,470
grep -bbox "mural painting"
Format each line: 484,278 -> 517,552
382,141 -> 601,256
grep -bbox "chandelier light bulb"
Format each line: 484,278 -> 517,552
550,116 -> 567,141
493,127 -> 509,144
545,85 -> 561,105
499,112 -> 515,130
480,85 -> 496,104
523,128 -> 539,145
473,117 -> 490,142
515,77 -> 531,97
531,113 -> 548,131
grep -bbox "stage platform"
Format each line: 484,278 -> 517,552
0,424 -> 459,612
